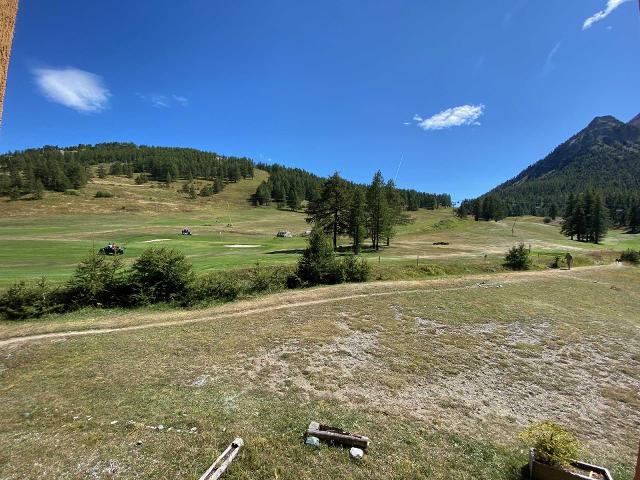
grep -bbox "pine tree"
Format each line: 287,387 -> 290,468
97,164 -> 107,179
307,172 -> 351,250
573,196 -> 587,242
628,203 -> 640,233
296,229 -> 343,285
287,187 -> 301,211
213,177 -> 224,194
33,179 -> 44,200
549,203 -> 558,220
561,193 -> 576,240
589,192 -> 608,244
366,170 -> 388,251
348,188 -> 367,254
383,179 -> 411,246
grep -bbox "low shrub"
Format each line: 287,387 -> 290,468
0,278 -> 65,320
95,190 -> 114,198
129,247 -> 194,304
519,421 -> 580,467
188,271 -> 243,304
65,252 -> 127,307
620,249 -> 640,264
297,229 -> 344,285
504,243 -> 531,270
246,263 -> 290,294
135,174 -> 149,185
342,255 -> 370,282
543,217 -> 552,224
64,189 -> 79,196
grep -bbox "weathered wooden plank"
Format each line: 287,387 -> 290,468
305,421 -> 370,450
199,437 -> 244,480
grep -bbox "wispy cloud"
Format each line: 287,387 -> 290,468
33,67 -> 110,113
541,40 -> 562,76
502,0 -> 528,28
172,94 -> 189,106
413,104 -> 485,131
137,93 -> 188,108
583,0 -> 630,29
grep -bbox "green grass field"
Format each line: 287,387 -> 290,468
1,170 -> 638,287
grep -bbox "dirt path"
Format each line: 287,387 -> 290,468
0,264 -> 619,348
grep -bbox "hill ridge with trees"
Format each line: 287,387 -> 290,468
458,113 -> 640,231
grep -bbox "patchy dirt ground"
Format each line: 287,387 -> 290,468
0,266 -> 638,479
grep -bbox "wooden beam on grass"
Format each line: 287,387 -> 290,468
198,437 -> 244,480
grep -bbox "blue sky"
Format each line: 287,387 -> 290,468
1,0 -> 638,200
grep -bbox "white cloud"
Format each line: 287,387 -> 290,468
33,67 -> 110,113
137,93 -> 188,108
583,0 -> 630,29
413,104 -> 485,131
172,94 -> 189,106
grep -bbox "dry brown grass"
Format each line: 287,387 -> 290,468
0,265 -> 638,478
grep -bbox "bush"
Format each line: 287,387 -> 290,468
620,249 -> 640,264
246,263 -> 290,294
188,271 -> 243,304
95,190 -> 114,198
543,217 -> 552,224
64,189 -> 79,196
65,252 -> 126,307
504,243 -> 531,270
130,247 -> 194,304
342,255 -> 370,282
520,421 -> 580,467
297,229 -> 344,285
134,174 -> 149,185
0,278 -> 64,320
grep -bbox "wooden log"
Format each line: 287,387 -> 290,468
199,437 -> 244,480
305,421 -> 370,450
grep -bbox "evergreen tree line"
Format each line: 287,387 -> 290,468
457,190 -> 640,233
306,170 -> 413,252
253,162 -> 452,212
0,143 -> 254,198
457,195 -> 507,222
560,190 -> 609,244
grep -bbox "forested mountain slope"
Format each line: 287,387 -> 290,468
484,114 -> 640,216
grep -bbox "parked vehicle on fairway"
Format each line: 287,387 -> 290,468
98,244 -> 125,255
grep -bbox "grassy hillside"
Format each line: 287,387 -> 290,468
0,266 -> 638,478
1,169 -> 639,288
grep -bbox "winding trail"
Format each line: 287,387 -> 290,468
0,264 -> 620,348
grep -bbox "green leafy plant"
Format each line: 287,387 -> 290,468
130,247 -> 194,304
620,249 -> 640,264
0,278 -> 64,320
342,254 -> 371,282
504,243 -> 531,270
519,421 -> 580,467
95,190 -> 114,198
297,229 -> 344,285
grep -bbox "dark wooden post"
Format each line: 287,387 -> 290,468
0,0 -> 19,128
634,441 -> 640,480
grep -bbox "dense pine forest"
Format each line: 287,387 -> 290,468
462,114 -> 640,230
253,162 -> 452,212
0,143 -> 255,198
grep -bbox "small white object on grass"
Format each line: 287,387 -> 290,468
305,436 -> 320,447
349,447 -> 364,460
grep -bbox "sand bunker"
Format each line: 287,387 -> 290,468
224,244 -> 261,248
142,239 -> 171,243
